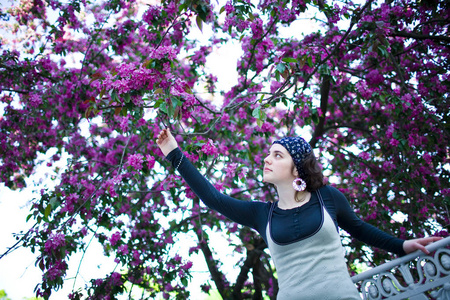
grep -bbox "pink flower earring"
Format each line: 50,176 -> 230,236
293,178 -> 306,192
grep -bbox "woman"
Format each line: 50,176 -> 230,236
156,128 -> 441,299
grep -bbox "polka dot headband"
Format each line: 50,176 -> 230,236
273,136 -> 312,178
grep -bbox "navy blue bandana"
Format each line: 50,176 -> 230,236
273,137 -> 312,178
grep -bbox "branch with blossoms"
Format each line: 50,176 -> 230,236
301,0 -> 376,91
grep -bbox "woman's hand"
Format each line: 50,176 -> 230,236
403,236 -> 443,255
156,128 -> 178,157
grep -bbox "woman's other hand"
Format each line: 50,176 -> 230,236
403,236 -> 443,255
156,128 -> 178,156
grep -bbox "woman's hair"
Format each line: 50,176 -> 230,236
302,152 -> 324,192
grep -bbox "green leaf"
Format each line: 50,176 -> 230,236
311,109 -> 319,124
275,71 -> 280,81
49,196 -> 59,207
252,107 -> 261,118
282,57 -> 298,63
181,277 -> 189,287
276,63 -> 286,73
307,56 -> 313,67
196,15 -> 203,32
178,2 -> 187,13
159,102 -> 168,115
26,213 -> 33,222
111,90 -> 119,103
121,106 -> 128,117
123,93 -> 131,103
44,204 -> 52,220
252,107 -> 266,127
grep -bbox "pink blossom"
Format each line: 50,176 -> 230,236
110,272 -> 122,286
150,46 -> 177,60
118,244 -> 128,255
236,19 -> 249,31
146,155 -> 156,169
62,193 -> 79,214
117,115 -> 129,132
116,62 -> 137,78
354,172 -> 368,184
80,227 -> 88,236
359,152 -> 370,160
250,18 -> 263,38
268,278 -> 274,297
382,161 -> 395,171
45,260 -> 67,281
368,198 -> 378,207
127,154 -> 144,170
28,93 -> 42,107
355,81 -> 372,99
44,232 -> 66,253
201,139 -> 218,156
224,1 -> 234,14
258,122 -> 276,133
109,231 -> 121,246
143,5 -> 162,24
182,261 -> 193,270
270,81 -> 282,93
226,163 -> 238,178
366,69 -> 384,86
94,279 -> 103,286
136,118 -> 146,127
420,206 -> 428,215
390,138 -> 399,147
238,167 -> 248,179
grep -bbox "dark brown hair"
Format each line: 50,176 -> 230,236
302,152 -> 324,192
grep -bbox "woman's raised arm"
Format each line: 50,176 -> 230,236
153,128 -> 268,236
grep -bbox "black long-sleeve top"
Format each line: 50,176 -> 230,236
167,148 -> 406,256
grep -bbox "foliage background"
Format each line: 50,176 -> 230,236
0,0 -> 449,299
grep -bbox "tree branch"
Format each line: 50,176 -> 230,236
391,31 -> 450,43
233,237 -> 267,299
301,0 -> 375,91
192,198 -> 230,299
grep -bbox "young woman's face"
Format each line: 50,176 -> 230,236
263,144 -> 297,185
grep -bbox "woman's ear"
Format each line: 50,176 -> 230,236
292,166 -> 298,177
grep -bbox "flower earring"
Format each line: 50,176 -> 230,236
292,178 -> 306,192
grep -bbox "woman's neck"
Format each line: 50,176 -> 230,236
276,184 -> 311,210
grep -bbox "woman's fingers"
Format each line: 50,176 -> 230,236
156,129 -> 168,145
403,236 -> 443,254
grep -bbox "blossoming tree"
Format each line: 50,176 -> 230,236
1,0 -> 449,299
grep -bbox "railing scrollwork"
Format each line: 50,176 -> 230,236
352,236 -> 450,300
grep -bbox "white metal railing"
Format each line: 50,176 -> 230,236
351,236 -> 450,300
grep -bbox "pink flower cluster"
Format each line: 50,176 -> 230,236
150,46 -> 178,60
127,154 -> 144,170
201,139 -> 218,156
109,231 -> 121,246
44,232 -> 66,253
45,260 -> 67,281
